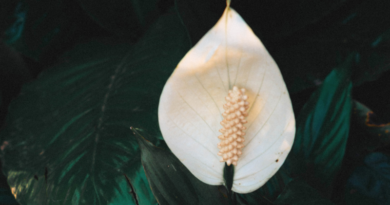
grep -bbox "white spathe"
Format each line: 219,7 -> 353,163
158,6 -> 295,194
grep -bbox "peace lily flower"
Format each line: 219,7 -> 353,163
158,4 -> 295,194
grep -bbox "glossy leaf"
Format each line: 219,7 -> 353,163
133,128 -> 228,205
347,153 -> 390,205
275,179 -> 335,205
0,9 -> 189,205
159,6 -> 295,193
288,56 -> 353,195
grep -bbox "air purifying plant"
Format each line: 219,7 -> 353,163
158,1 -> 295,194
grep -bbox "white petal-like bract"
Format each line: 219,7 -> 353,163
158,7 -> 295,193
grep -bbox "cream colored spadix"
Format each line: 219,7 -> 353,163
218,86 -> 249,166
158,6 -> 295,194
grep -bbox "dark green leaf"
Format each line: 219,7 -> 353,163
287,55 -> 353,195
237,194 -> 272,205
275,179 -> 335,205
77,0 -> 161,37
2,0 -> 107,62
347,152 -> 390,205
238,167 -> 291,204
132,128 -> 228,205
0,8 -> 189,205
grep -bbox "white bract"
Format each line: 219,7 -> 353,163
158,5 -> 295,194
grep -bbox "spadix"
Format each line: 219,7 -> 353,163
218,86 -> 249,166
158,5 -> 295,194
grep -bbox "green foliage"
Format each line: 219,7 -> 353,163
0,0 -> 390,204
238,167 -> 291,204
275,179 -> 335,205
0,8 -> 189,205
133,128 -> 228,205
2,0 -> 106,62
288,56 -> 353,195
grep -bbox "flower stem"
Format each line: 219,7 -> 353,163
224,163 -> 237,204
229,192 -> 237,205
223,163 -> 234,192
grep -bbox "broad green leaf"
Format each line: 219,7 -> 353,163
238,166 -> 291,205
288,56 -> 353,195
77,0 -> 160,36
275,179 -> 335,205
159,6 -> 295,193
2,0 -> 106,62
132,128 -> 228,205
0,8 -> 189,205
